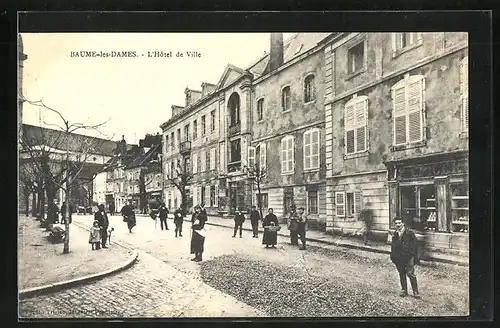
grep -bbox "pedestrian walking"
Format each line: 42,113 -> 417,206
95,204 -> 109,248
287,205 -> 299,245
296,207 -> 308,250
262,208 -> 279,248
250,205 -> 261,238
232,210 -> 245,238
199,202 -> 208,221
109,203 -> 115,216
390,217 -> 420,298
174,206 -> 184,237
89,220 -> 101,250
121,200 -> 136,233
190,205 -> 207,262
159,202 -> 169,231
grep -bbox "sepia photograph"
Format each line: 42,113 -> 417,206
17,27 -> 471,318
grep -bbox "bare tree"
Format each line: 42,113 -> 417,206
21,97 -> 111,254
244,163 -> 268,221
166,158 -> 193,216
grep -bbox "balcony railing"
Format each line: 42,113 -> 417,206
179,141 -> 191,154
228,161 -> 241,173
228,122 -> 241,136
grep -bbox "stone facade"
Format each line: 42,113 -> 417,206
323,32 -> 469,243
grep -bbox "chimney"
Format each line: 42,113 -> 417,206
185,87 -> 202,107
171,105 -> 185,117
269,33 -> 284,72
201,82 -> 216,97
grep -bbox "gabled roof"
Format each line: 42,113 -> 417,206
126,143 -> 162,169
215,64 -> 250,90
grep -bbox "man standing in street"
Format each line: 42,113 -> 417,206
296,207 -> 308,250
109,202 -> 115,216
390,217 -> 420,298
287,205 -> 299,245
250,205 -> 261,238
174,206 -> 184,237
158,202 -> 169,231
95,204 -> 109,248
232,210 -> 245,238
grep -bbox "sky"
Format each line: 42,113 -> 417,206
21,33 -> 295,144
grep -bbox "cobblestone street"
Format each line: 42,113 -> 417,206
19,215 -> 468,318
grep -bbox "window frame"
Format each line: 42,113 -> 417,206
258,142 -> 267,172
303,128 -> 321,171
200,150 -> 206,172
280,135 -> 295,174
210,148 -> 216,171
193,119 -> 198,140
344,95 -> 369,156
210,110 -> 216,133
256,98 -> 264,122
346,40 -> 367,76
192,153 -> 198,173
335,192 -> 346,218
303,74 -> 316,104
391,74 -> 426,147
391,32 -> 424,57
307,190 -> 319,215
281,85 -> 292,112
201,115 -> 206,136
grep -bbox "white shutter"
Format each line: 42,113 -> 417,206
461,57 -> 469,132
193,153 -> 198,173
210,148 -> 216,170
391,33 -> 397,54
304,131 -> 311,170
345,102 -> 355,154
281,138 -> 287,173
219,143 -> 225,171
200,151 -> 206,172
289,137 -> 295,172
259,142 -> 267,171
354,191 -> 362,216
248,146 -> 256,168
354,100 -> 367,152
392,84 -> 407,145
407,78 -> 423,143
312,130 -> 320,169
205,186 -> 210,206
335,192 -> 346,217
214,185 -> 219,207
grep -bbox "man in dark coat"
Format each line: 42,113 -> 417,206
190,205 -> 207,262
95,204 -> 109,248
287,205 -> 299,245
232,210 -> 245,238
158,202 -> 169,231
390,217 -> 420,298
174,206 -> 184,237
199,202 -> 208,221
296,207 -> 308,250
121,201 -> 136,233
249,205 -> 261,238
109,202 -> 115,216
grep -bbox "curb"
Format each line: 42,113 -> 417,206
19,223 -> 139,300
205,222 -> 469,267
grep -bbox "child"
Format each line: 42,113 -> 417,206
89,220 -> 101,250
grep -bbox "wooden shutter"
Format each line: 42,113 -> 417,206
200,151 -> 205,172
461,57 -> 469,132
214,185 -> 219,207
346,130 -> 355,154
192,154 -> 198,173
312,130 -> 320,169
248,146 -> 256,168
354,191 -> 362,217
391,33 -> 398,54
345,102 -> 355,154
393,85 -> 407,145
210,148 -> 216,170
304,131 -> 311,170
335,192 -> 346,217
205,186 -> 211,207
259,142 -> 267,171
355,99 -> 367,152
407,78 -> 424,142
281,138 -> 287,172
288,137 -> 295,172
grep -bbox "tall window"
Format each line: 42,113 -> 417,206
192,153 -> 198,173
210,185 -> 216,207
347,41 -> 365,74
228,92 -> 240,126
258,193 -> 268,210
281,135 -> 295,174
257,98 -> 264,121
201,115 -> 206,136
210,148 -> 216,170
193,119 -> 198,139
230,139 -> 241,163
460,56 -> 469,133
344,95 -> 368,154
206,151 -> 210,171
170,132 -> 175,149
258,143 -> 267,171
392,33 -> 423,55
200,150 -> 206,172
304,128 -> 320,170
307,191 -> 318,214
304,75 -> 316,102
184,124 -> 190,142
177,129 -> 181,147
210,110 -> 216,132
165,134 -> 169,153
282,86 -> 291,111
392,74 -> 426,146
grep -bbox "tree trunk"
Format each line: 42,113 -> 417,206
63,139 -> 71,254
23,188 -> 30,216
36,190 -> 41,219
31,192 -> 37,217
257,180 -> 263,221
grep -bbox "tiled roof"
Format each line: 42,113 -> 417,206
126,143 -> 162,169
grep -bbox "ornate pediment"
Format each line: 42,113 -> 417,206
216,64 -> 249,90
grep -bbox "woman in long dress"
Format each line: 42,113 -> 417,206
190,205 -> 207,262
121,201 -> 136,233
262,208 -> 279,248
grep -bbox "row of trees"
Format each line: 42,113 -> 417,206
19,97 -> 111,253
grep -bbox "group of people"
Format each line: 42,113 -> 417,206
231,205 -> 306,250
46,201 -> 74,225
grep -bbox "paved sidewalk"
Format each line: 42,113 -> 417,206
18,216 -> 134,291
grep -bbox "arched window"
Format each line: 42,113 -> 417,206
304,75 -> 316,103
282,86 -> 291,111
228,92 -> 240,126
256,98 -> 264,121
281,135 -> 295,173
303,128 -> 320,170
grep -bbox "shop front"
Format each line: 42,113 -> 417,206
384,150 -> 468,252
